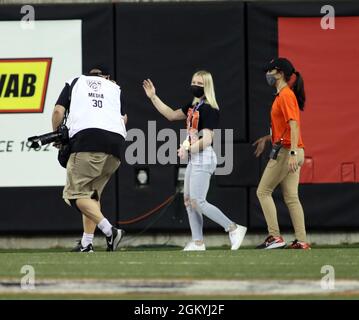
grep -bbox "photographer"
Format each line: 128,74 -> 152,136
253,58 -> 310,250
52,68 -> 127,252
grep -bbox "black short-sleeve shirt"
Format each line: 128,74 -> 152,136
56,83 -> 72,110
181,101 -> 220,132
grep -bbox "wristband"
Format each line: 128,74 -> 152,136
182,139 -> 190,151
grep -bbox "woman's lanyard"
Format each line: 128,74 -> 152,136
188,99 -> 204,133
186,100 -> 205,160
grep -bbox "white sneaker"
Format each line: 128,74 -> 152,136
229,224 -> 247,250
183,241 -> 206,251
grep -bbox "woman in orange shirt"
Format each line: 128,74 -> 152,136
253,58 -> 310,250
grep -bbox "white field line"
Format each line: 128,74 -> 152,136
1,279 -> 359,296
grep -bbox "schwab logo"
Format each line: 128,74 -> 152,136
0,58 -> 52,113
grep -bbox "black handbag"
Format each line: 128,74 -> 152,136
58,142 -> 71,168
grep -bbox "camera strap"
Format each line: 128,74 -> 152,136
68,77 -> 79,102
62,77 -> 79,127
62,109 -> 69,126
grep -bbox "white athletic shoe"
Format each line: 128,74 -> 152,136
229,224 -> 247,250
183,241 -> 206,251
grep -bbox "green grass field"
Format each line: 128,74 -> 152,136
1,245 -> 358,300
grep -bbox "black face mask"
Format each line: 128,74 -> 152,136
190,85 -> 204,98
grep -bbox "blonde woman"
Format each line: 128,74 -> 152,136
143,70 -> 247,251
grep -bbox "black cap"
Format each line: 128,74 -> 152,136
264,58 -> 295,77
88,66 -> 110,76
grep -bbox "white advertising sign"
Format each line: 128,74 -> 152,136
0,20 -> 82,187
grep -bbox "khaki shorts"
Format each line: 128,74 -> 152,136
63,152 -> 120,201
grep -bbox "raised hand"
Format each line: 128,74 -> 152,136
143,79 -> 156,99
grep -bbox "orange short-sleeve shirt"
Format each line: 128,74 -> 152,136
271,86 -> 304,149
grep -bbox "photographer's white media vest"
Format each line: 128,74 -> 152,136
67,75 -> 127,139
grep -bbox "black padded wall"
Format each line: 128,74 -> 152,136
115,2 -> 247,143
250,184 -> 359,230
114,2 -> 249,232
0,178 -> 117,233
116,162 -> 248,232
1,2 -> 359,234
216,143 -> 261,187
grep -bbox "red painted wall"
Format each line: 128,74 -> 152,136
278,17 -> 359,183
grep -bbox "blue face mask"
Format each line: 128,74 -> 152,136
266,73 -> 277,87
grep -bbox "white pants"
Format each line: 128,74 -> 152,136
183,148 -> 233,240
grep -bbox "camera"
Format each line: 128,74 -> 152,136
28,124 -> 70,168
28,124 -> 69,149
269,141 -> 283,160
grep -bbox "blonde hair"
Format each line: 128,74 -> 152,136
192,70 -> 219,110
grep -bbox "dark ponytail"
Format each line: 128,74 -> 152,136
292,71 -> 306,111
